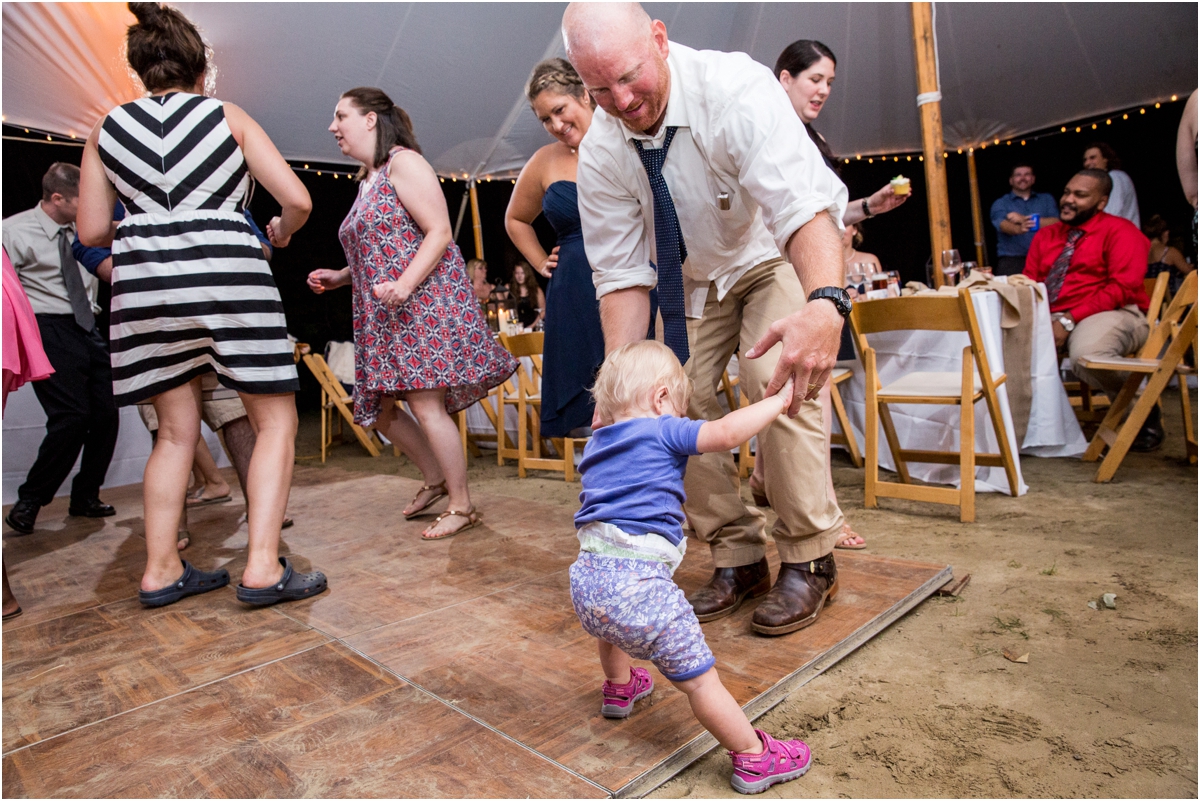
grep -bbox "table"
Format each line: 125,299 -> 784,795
834,286 -> 1087,496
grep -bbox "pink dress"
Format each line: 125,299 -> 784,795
2,248 -> 54,403
338,148 -> 517,426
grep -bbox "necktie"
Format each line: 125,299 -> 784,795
58,228 -> 96,332
1044,228 -> 1084,305
632,127 -> 689,365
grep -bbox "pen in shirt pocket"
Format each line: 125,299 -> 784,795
717,192 -> 731,211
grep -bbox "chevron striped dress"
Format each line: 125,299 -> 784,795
97,92 -> 299,406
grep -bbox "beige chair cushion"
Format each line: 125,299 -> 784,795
879,371 -> 981,398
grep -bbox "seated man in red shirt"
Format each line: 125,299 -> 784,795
1024,168 -> 1159,450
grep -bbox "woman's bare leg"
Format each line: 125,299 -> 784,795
374,399 -> 447,515
189,436 -> 229,500
142,379 -> 202,591
236,392 -> 297,589
404,389 -> 472,538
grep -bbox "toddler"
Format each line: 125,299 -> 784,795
570,340 -> 811,795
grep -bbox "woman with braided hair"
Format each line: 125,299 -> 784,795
504,58 -> 605,440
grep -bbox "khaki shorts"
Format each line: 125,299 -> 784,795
137,396 -> 247,433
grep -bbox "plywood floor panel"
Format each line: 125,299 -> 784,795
4,469 -> 946,797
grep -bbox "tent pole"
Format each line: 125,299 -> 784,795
453,187 -> 470,242
966,148 -> 987,267
910,1 -> 952,287
469,180 -> 484,261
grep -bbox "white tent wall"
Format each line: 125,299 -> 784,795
3,3 -> 1195,177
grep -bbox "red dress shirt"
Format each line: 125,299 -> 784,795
1023,211 -> 1150,322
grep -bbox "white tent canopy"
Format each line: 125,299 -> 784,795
3,2 -> 1195,180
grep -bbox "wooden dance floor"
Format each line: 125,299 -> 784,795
2,468 -> 950,798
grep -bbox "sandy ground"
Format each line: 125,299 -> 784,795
298,388 -> 1197,798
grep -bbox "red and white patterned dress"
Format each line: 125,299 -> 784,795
339,148 -> 516,426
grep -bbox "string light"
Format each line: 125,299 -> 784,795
1123,113 -> 1128,120
1061,126 -> 1067,132
1021,140 -> 1026,146
993,138 -> 999,145
867,157 -> 873,163
919,155 -> 923,161
1155,102 -> 1161,108
1091,123 -> 1097,129
906,155 -> 912,161
1171,94 -> 1178,101
1140,108 -> 1146,114
1105,119 -> 1111,125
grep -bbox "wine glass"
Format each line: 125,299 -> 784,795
941,249 -> 962,287
845,264 -> 868,296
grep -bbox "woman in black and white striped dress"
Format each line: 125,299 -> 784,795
78,2 -> 326,608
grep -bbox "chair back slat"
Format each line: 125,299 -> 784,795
1140,271 -> 1197,358
1145,272 -> 1171,325
500,331 -> 544,358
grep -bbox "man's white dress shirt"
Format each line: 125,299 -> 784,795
577,42 -> 848,318
1106,169 -> 1141,229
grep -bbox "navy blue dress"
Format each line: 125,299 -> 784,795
540,181 -> 605,438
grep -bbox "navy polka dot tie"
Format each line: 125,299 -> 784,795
633,127 -> 689,365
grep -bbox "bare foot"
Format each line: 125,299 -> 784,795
836,522 -> 867,549
421,507 -> 479,540
187,482 -> 230,503
403,482 -> 447,517
240,562 -> 285,590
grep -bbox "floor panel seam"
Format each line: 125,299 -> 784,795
0,641 -> 329,759
334,638 -> 612,797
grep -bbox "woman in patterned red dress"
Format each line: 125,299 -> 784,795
308,87 -> 516,540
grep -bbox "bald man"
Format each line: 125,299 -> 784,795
565,3 -> 850,635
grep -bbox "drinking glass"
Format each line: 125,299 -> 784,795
941,249 -> 962,287
886,270 -> 901,296
962,260 -> 978,278
845,264 -> 868,296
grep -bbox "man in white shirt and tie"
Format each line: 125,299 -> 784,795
564,3 -> 851,635
3,162 -> 119,534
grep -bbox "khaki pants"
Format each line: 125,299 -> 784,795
1068,306 -> 1149,397
683,258 -> 843,567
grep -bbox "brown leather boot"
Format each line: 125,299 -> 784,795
750,553 -> 838,636
686,557 -> 770,622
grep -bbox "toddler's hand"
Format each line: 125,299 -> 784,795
776,377 -> 795,411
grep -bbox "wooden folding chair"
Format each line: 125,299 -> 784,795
849,291 -> 1019,523
1080,271 -> 1198,481
297,343 -> 383,461
1069,273 -> 1172,426
499,331 -> 583,480
829,367 -> 863,468
1145,271 -> 1171,330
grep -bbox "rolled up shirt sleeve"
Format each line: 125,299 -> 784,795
713,66 -> 847,254
577,142 -> 657,299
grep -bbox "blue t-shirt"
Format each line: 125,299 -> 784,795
574,415 -> 705,546
989,191 -> 1059,257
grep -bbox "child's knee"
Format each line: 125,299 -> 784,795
668,664 -> 717,694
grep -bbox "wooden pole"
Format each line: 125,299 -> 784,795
966,148 -> 987,267
469,180 -> 484,260
911,1 -> 952,287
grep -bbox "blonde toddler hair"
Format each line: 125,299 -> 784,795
592,340 -> 693,422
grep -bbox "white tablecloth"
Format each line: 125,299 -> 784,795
2,383 -> 229,505
835,288 -> 1087,496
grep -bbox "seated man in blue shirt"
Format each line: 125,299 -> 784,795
990,163 -> 1059,275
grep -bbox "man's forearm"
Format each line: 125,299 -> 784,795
599,287 -> 652,354
785,211 -> 844,294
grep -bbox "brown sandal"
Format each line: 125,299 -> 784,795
421,506 -> 482,540
403,481 -> 449,519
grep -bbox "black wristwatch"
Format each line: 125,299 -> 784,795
808,286 -> 853,319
